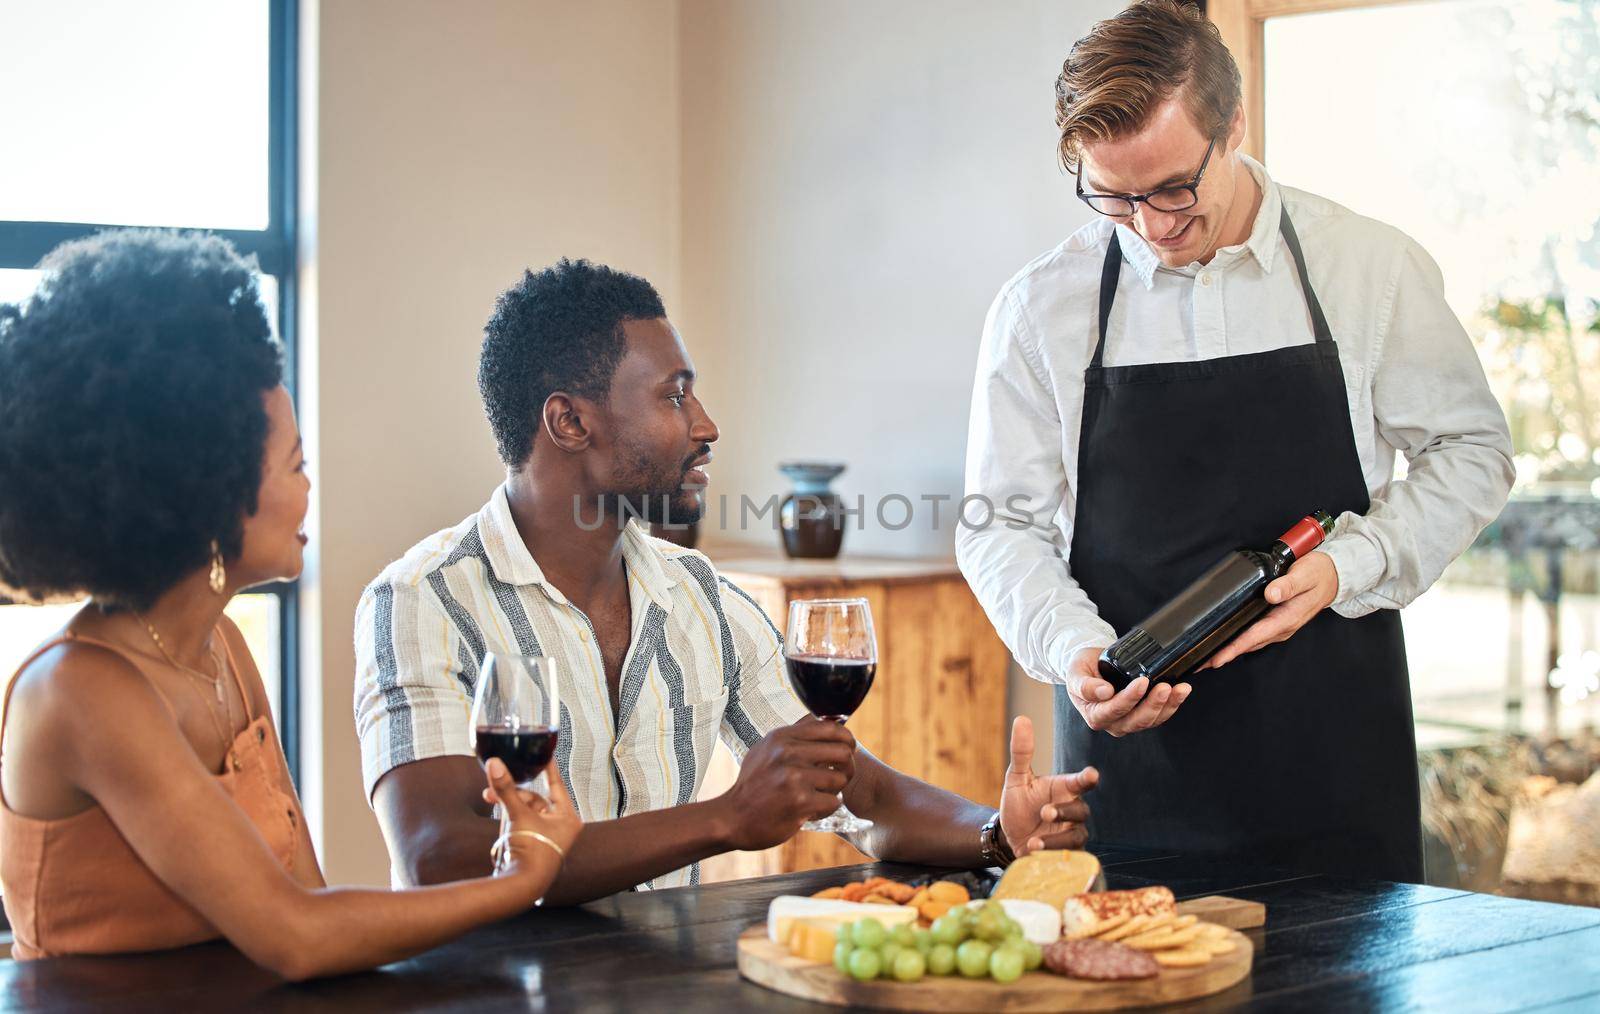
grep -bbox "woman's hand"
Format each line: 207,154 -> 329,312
481,759 -> 583,896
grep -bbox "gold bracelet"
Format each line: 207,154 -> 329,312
492,829 -> 566,862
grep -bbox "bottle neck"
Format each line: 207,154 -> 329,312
1266,540 -> 1297,575
1266,512 -> 1334,575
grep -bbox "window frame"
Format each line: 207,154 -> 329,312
1208,0 -> 1431,163
0,0 -> 302,785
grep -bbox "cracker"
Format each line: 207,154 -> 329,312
1154,947 -> 1213,968
1097,914 -> 1151,942
1126,926 -> 1202,951
1172,914 -> 1199,929
1202,937 -> 1237,956
1142,912 -> 1177,934
1198,922 -> 1229,940
1069,911 -> 1130,940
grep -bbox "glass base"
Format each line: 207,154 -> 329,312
803,802 -> 872,834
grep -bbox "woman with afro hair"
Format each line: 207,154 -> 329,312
0,230 -> 580,977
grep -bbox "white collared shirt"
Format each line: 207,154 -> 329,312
956,156 -> 1514,683
354,485 -> 807,889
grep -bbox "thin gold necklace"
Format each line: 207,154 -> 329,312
134,614 -> 234,755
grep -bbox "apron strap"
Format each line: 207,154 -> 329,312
1092,229 -> 1124,370
1277,205 -> 1333,344
1090,202 -> 1334,368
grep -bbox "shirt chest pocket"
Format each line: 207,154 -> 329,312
656,687 -> 729,799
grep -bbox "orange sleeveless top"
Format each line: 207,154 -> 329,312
0,627 -> 303,960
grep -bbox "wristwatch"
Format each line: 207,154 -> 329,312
979,811 -> 1015,869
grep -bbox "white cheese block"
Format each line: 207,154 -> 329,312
766,896 -> 918,944
963,898 -> 1062,945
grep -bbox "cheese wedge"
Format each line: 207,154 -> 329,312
788,920 -> 841,964
766,895 -> 918,943
990,850 -> 1104,910
962,898 -> 1062,945
1061,886 -> 1177,939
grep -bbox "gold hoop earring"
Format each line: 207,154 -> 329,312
209,540 -> 226,595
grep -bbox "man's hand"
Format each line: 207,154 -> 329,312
1202,551 -> 1338,671
999,716 -> 1097,856
715,715 -> 857,851
1063,646 -> 1190,737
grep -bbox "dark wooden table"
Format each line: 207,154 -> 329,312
5,846 -> 1600,1012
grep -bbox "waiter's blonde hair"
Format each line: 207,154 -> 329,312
1055,0 -> 1241,171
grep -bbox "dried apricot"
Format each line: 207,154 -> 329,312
926,881 -> 970,906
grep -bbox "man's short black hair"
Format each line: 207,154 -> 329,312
0,229 -> 283,610
478,257 -> 666,467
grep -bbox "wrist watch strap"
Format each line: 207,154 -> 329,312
979,811 -> 1015,868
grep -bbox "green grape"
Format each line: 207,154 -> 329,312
975,909 -> 1007,942
835,923 -> 853,945
911,928 -> 935,954
994,939 -> 1028,964
833,940 -> 854,974
956,940 -> 994,979
850,918 -> 887,950
891,924 -> 916,948
927,943 -> 958,976
1019,939 -> 1043,971
847,948 -> 882,982
930,915 -> 965,946
880,942 -> 905,970
989,946 -> 1025,984
892,948 -> 928,983
1002,916 -> 1024,940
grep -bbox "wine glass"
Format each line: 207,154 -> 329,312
470,652 -> 560,874
785,597 -> 877,834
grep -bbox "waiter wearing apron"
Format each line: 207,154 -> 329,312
956,0 -> 1513,883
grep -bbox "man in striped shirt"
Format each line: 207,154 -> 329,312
355,259 -> 1099,901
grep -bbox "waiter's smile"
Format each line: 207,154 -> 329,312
1075,98 -> 1245,268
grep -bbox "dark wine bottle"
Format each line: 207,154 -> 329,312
1097,510 -> 1336,691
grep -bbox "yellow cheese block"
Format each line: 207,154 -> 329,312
766,895 -> 919,943
788,920 -> 840,964
990,850 -> 1104,910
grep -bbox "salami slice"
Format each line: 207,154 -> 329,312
1043,938 -> 1160,980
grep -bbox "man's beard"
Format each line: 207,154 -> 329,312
603,441 -> 708,526
604,488 -> 704,526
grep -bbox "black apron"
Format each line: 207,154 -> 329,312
1054,208 -> 1424,883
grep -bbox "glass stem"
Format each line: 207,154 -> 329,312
495,804 -> 512,874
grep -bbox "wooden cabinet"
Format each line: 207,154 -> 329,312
695,547 -> 1010,882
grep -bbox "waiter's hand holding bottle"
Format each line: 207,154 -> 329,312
1064,646 -> 1192,737
1198,551 -> 1340,671
1066,549 -> 1340,735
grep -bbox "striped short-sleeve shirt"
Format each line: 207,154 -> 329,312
354,484 -> 808,889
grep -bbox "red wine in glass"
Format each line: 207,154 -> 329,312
786,656 -> 876,720
469,651 -> 559,873
473,726 -> 559,784
785,597 -> 877,834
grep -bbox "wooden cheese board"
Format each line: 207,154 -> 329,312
737,895 -> 1261,1012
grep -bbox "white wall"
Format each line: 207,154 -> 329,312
306,0 -> 680,885
676,0 -> 1121,782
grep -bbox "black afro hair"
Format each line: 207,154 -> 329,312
0,229 -> 283,610
478,257 -> 666,467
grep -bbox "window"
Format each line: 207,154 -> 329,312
0,0 -> 301,781
1216,0 -> 1600,746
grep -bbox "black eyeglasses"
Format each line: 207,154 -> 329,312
1076,137 -> 1217,218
